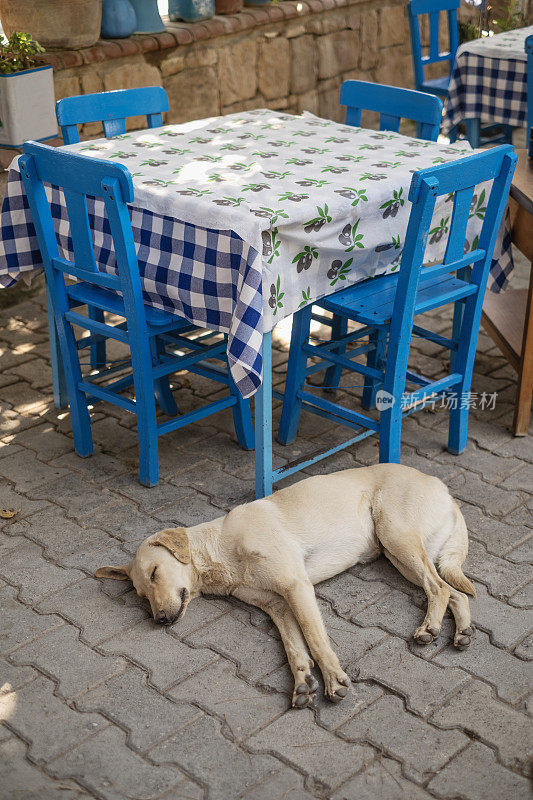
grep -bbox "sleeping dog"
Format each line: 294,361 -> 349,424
96,463 -> 475,709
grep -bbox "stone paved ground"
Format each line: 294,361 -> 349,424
0,255 -> 532,800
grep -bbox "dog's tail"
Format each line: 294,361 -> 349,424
436,503 -> 476,597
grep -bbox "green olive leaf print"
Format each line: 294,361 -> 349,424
268,275 -> 284,315
298,286 -> 312,308
335,187 -> 368,206
338,219 -> 364,252
469,189 -> 486,220
303,204 -> 332,233
258,207 -> 289,225
379,187 -> 404,219
327,257 -> 353,286
268,228 -> 281,264
292,246 -> 319,273
429,217 -> 449,244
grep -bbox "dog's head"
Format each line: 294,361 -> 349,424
95,528 -> 195,625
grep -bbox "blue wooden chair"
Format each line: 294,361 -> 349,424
407,0 -> 513,147
278,145 -> 516,464
49,87 -> 170,407
19,141 -> 254,487
527,34 -> 533,158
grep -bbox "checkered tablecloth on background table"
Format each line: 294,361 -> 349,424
0,110 -> 514,397
443,25 -> 533,134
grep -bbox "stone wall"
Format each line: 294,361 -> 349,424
48,0 -> 444,137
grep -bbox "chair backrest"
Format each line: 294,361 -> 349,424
18,141 -> 149,335
407,0 -> 460,91
526,34 -> 533,158
340,80 -> 443,141
390,145 -> 516,354
56,86 -> 169,145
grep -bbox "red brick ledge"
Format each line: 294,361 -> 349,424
42,0 -> 355,71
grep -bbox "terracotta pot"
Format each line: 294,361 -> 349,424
215,0 -> 243,13
0,0 -> 102,50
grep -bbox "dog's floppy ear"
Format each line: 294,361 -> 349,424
95,564 -> 132,580
150,527 -> 191,564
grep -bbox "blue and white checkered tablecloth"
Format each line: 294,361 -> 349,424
443,26 -> 532,133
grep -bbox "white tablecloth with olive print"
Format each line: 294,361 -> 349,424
0,109 -> 512,397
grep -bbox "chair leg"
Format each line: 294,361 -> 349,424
448,294 -> 480,455
278,306 -> 313,446
54,310 -> 93,458
362,328 -> 387,410
255,331 -> 273,499
465,118 -> 481,149
378,403 -> 402,463
46,285 -> 68,409
323,314 -> 347,392
88,307 -> 106,369
228,364 -> 254,450
151,336 -> 178,416
135,378 -> 159,487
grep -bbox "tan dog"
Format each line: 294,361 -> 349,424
96,464 -> 475,708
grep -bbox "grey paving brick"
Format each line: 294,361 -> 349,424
0,583 -> 64,656
340,694 -> 467,782
495,435 -> 533,462
433,629 -> 532,704
0,658 -> 37,694
90,418 -> 139,454
354,636 -> 469,716
11,625 -> 126,699
29,473 -> 114,517
247,708 -> 374,793
316,680 -> 384,731
6,358 -> 53,390
331,756 -> 434,800
509,581 -> 533,609
431,680 -> 532,772
154,493 -> 226,526
462,504 -> 530,557
0,541 -> 83,604
436,445 -> 523,484
10,423 -> 75,462
75,666 -> 201,751
448,470 -> 524,517
464,539 -> 531,600
105,472 -> 187,514
51,450 -> 128,483
0,733 -> 87,800
501,464 -> 533,494
514,633 -> 533,660
239,767 -> 317,800
506,535 -> 533,564
4,675 -> 107,763
48,725 -> 187,800
428,741 -> 531,800
168,658 -> 287,738
165,596 -> 227,638
79,499 -> 161,543
354,588 -> 426,640
98,619 -> 218,691
0,478 -> 48,519
318,602 -> 387,668
355,557 -> 422,597
0,382 -> 51,417
183,608 -> 287,683
502,501 -> 533,531
315,571 -> 391,620
150,714 -> 281,800
469,582 -> 533,650
36,579 -> 148,645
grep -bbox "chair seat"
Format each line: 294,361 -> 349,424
320,270 -> 476,326
67,281 -> 191,332
421,76 -> 450,97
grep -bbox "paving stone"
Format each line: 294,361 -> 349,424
3,675 -> 108,763
183,608 -> 287,683
355,556 -> 423,597
37,578 -> 148,645
11,625 -> 126,699
514,633 -> 533,660
469,582 -> 533,650
501,464 -> 533,494
506,535 -> 533,564
248,708 -> 373,793
503,503 -> 533,532
355,636 -> 469,716
428,740 -> 531,800
75,666 -> 201,751
0,477 -> 48,520
354,588 -> 425,640
48,725 -> 187,800
495,435 -> 533,462
0,381 -> 51,416
464,539 -> 532,600
105,472 -> 186,514
0,658 -> 37,694
431,680 -> 531,772
462,504 -> 530,557
98,619 -> 218,691
150,714 -> 280,800
509,581 -> 533,608
435,446 -> 523,484
319,602 -> 387,668
91,418 -> 139,455
173,463 -> 253,507
80,499 -> 161,543
0,583 -> 64,655
315,571 -> 391,619
169,658 -> 287,738
51,449 -> 128,483
0,541 -> 83,604
330,755 -> 434,800
154,492 -> 226,526
448,470 -> 524,517
433,629 -> 531,704
28,473 -> 114,517
0,733 -> 86,800
240,767 -> 317,800
339,694 -> 467,782
316,680 -> 384,731
165,595 -> 227,638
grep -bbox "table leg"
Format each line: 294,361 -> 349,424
255,330 -> 273,500
46,284 -> 68,409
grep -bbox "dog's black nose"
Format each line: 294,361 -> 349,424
155,610 -> 168,624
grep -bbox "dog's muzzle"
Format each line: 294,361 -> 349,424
155,588 -> 187,625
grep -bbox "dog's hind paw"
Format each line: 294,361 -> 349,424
453,626 -> 474,650
324,670 -> 350,703
292,673 -> 318,709
413,622 -> 440,645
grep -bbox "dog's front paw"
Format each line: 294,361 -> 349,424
292,672 -> 319,709
324,670 -> 350,703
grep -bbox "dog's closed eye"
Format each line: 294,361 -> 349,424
150,567 -> 157,582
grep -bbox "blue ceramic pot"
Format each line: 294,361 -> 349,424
168,0 -> 215,21
128,0 -> 166,32
101,0 -> 137,38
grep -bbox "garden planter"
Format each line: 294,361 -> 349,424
215,0 -> 243,13
0,65 -> 57,148
0,0 -> 102,49
169,0 -> 215,21
101,0 -> 137,38
243,0 -> 270,5
128,0 -> 166,32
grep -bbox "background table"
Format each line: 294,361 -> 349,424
443,25 -> 533,135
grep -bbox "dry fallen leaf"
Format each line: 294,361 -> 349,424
0,509 -> 19,519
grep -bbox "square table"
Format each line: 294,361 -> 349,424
443,25 -> 533,135
0,109 -> 514,496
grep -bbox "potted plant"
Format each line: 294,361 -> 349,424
0,0 -> 102,50
0,33 -> 57,148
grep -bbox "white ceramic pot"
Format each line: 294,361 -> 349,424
0,65 -> 57,148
